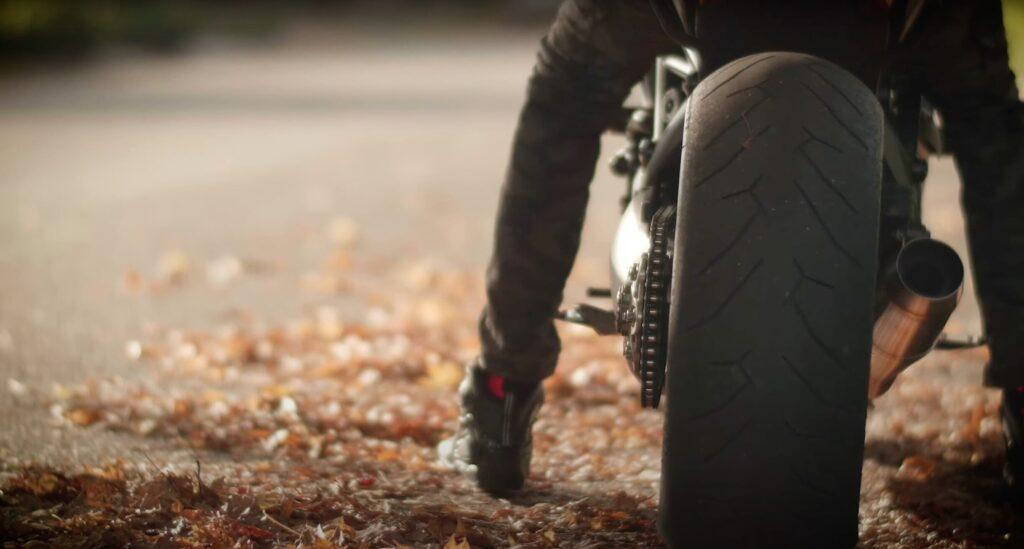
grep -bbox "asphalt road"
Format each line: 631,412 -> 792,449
0,17 -> 982,469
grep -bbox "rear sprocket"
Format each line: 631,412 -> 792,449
616,204 -> 675,408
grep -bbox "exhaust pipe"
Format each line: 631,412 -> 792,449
869,238 -> 964,399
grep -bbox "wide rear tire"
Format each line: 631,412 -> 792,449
659,52 -> 883,548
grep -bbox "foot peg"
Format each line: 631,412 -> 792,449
556,303 -> 618,335
935,332 -> 986,349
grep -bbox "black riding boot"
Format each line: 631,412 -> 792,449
1002,388 -> 1024,501
438,361 -> 544,494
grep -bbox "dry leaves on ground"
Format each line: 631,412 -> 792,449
3,243 -> 1022,547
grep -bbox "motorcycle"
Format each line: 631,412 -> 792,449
556,1 -> 981,546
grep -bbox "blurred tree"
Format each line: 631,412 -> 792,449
0,0 -> 193,56
0,0 -> 287,60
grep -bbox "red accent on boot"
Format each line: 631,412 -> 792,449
487,374 -> 507,399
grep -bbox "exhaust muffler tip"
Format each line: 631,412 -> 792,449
890,238 -> 964,311
869,238 -> 964,399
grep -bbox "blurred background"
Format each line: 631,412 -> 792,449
0,0 -> 566,463
0,0 -> 1022,467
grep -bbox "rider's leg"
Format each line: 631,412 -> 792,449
912,0 -> 1024,493
441,0 -> 674,493
913,0 -> 1024,389
479,0 -> 675,383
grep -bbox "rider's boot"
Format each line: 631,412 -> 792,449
438,360 -> 543,495
1002,386 -> 1024,502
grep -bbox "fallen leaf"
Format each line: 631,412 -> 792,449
66,408 -> 101,426
897,455 -> 939,482
206,255 -> 245,286
444,523 -> 471,549
156,249 -> 190,284
326,217 -> 359,247
7,378 -> 27,397
121,269 -> 144,295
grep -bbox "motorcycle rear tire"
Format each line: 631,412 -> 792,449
659,52 -> 883,548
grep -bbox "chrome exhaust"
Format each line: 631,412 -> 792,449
869,238 -> 964,399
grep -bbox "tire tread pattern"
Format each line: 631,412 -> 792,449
659,52 -> 883,548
